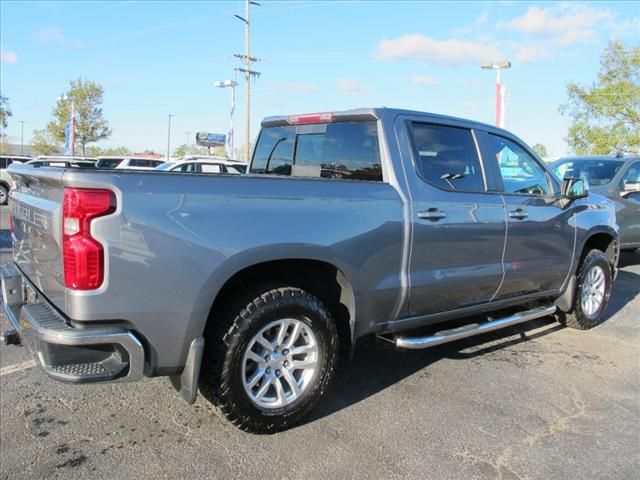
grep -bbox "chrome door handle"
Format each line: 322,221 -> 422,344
418,209 -> 446,221
509,209 -> 528,220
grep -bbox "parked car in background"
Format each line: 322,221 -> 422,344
96,156 -> 165,170
552,156 -> 640,251
0,155 -> 31,205
26,156 -> 97,169
156,158 -> 246,174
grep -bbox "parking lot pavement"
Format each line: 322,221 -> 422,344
1,203 -> 639,479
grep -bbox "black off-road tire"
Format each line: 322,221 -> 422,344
199,285 -> 339,434
556,249 -> 612,330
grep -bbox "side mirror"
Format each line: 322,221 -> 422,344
561,177 -> 589,200
621,181 -> 640,198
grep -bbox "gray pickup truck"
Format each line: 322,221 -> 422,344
1,108 -> 619,433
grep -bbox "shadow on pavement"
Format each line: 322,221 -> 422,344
307,316 -> 562,426
307,253 -> 640,427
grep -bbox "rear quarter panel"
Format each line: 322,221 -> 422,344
61,170 -> 405,371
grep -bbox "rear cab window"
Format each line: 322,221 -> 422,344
408,122 -> 485,193
250,121 -> 382,181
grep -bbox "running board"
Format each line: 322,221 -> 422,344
389,305 -> 557,350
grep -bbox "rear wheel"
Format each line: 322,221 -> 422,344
0,184 -> 8,205
200,285 -> 339,433
556,249 -> 612,330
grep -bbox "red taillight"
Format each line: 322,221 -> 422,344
286,112 -> 334,125
62,188 -> 115,290
9,214 -> 13,234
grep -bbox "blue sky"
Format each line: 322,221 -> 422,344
1,0 -> 638,158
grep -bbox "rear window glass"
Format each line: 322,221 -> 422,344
250,121 -> 382,181
409,122 -> 484,193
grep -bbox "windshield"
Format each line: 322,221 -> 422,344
552,159 -> 624,186
96,158 -> 123,169
155,162 -> 175,170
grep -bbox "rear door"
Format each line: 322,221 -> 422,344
479,132 -> 574,298
401,120 -> 507,315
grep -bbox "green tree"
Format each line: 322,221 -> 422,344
172,144 -> 222,158
31,129 -> 61,155
46,78 -> 112,156
561,41 -> 640,155
0,94 -> 11,129
532,143 -> 548,158
87,145 -> 131,157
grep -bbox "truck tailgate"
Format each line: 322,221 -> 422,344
8,165 -> 66,310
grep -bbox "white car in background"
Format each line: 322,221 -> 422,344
96,156 -> 165,170
156,157 -> 247,174
27,156 -> 97,168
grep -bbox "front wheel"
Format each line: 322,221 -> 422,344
556,249 -> 613,330
200,285 -> 339,433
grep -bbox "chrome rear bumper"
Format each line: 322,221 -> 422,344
1,263 -> 144,383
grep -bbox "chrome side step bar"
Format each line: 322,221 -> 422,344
391,305 -> 557,350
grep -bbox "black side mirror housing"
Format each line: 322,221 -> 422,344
561,177 -> 589,200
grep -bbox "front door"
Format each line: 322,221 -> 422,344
404,121 -> 506,316
481,132 -> 574,298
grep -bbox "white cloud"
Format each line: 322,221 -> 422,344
475,10 -> 489,26
267,82 -> 318,94
375,33 -> 504,65
34,26 -> 65,44
410,74 -> 439,86
337,79 -> 371,96
513,45 -> 551,62
504,4 -> 612,46
453,27 -> 471,36
611,16 -> 640,37
1,49 -> 17,64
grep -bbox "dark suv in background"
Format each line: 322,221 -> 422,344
552,156 -> 640,251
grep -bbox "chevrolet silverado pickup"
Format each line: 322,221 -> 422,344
1,108 -> 619,433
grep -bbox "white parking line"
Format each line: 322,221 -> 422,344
0,360 -> 36,376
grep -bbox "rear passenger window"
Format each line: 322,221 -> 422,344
251,122 -> 382,181
486,135 -> 550,196
409,123 -> 485,192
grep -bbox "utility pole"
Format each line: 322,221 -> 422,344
185,131 -> 192,145
234,0 -> 261,162
167,114 -> 173,161
20,121 -> 25,155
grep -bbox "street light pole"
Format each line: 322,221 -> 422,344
481,61 -> 511,128
214,80 -> 239,158
167,114 -> 173,161
20,121 -> 25,155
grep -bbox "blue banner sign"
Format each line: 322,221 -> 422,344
196,132 -> 226,147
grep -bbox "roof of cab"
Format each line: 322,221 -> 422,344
261,107 -> 499,133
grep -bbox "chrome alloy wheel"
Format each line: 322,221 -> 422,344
242,318 -> 319,409
581,265 -> 606,318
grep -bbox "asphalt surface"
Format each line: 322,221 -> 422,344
0,204 -> 638,479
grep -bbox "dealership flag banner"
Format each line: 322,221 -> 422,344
63,113 -> 76,156
496,82 -> 506,129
